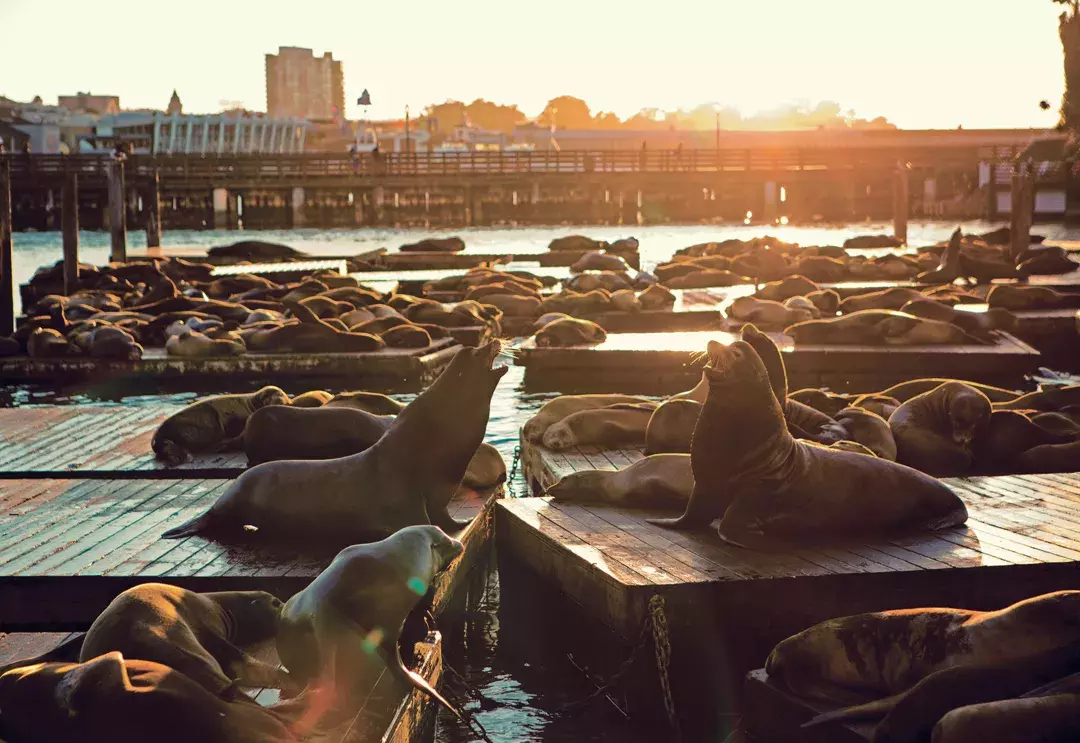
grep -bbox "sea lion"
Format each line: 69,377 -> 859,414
166,329 -> 246,357
974,409 -> 1061,473
571,251 -> 630,272
638,283 -> 676,310
839,287 -> 949,314
542,403 -> 658,451
1019,440 -> 1080,473
786,310 -> 983,346
537,290 -> 611,316
461,443 -> 507,489
888,382 -> 992,476
80,584 -> 291,696
535,316 -> 607,347
243,406 -> 394,465
766,591 -> 1080,706
400,236 -> 465,253
994,385 -> 1080,412
844,234 -> 902,250
666,269 -> 752,289
324,391 -> 407,415
545,453 -> 693,508
645,398 -> 703,454
754,275 -> 821,302
288,390 -> 333,408
789,388 -> 852,417
275,526 -> 464,732
648,339 -> 966,548
246,322 -> 385,354
728,296 -> 813,330
986,284 -> 1080,311
27,327 -> 72,357
162,341 -> 507,543
882,378 -> 1020,404
523,394 -> 655,443
850,393 -> 902,420
805,289 -> 841,315
933,693 -> 1080,743
379,323 -> 432,348
916,227 -> 962,284
0,335 -> 18,356
0,652 -> 296,743
902,300 -> 1017,342
548,235 -> 607,252
207,240 -> 302,261
82,325 -> 144,360
609,289 -> 642,313
152,386 -> 291,465
816,406 -> 898,461
476,293 -> 541,317
804,639 -> 1080,742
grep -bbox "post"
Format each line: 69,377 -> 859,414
1010,163 -> 1035,260
893,162 -> 910,245
464,187 -> 473,226
290,187 -> 306,228
213,187 -> 230,230
372,186 -> 385,224
0,158 -> 13,336
62,169 -> 79,293
763,181 -> 778,223
107,157 -> 127,262
145,169 -> 162,247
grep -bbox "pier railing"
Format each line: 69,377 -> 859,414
3,145 -> 1057,187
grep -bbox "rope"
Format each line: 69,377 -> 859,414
442,663 -> 496,743
561,595 -> 680,739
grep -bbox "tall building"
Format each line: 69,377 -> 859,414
265,46 -> 344,121
57,92 -> 120,115
167,90 -> 183,115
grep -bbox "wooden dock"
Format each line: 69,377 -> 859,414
0,477 -> 496,628
0,630 -> 445,743
0,339 -> 461,391
209,259 -> 348,280
512,329 -> 1041,394
0,406 -> 246,479
500,442 -> 1080,730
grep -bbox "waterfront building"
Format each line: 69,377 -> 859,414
75,112 -> 310,155
57,92 -> 121,116
265,46 -> 345,121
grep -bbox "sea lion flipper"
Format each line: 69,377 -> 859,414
384,640 -> 463,720
162,509 -> 215,539
801,695 -> 901,728
430,507 -> 471,535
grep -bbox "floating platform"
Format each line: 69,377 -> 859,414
0,406 -> 246,479
209,259 -> 348,280
955,305 -> 1080,366
512,329 -> 1041,394
0,339 -> 461,391
501,441 -> 1080,730
0,478 -> 497,628
742,668 -> 870,743
351,265 -> 571,297
0,630 -> 444,743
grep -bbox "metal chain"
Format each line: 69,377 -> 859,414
649,595 -> 680,740
506,445 -> 522,497
442,662 -> 496,743
562,595 -> 680,739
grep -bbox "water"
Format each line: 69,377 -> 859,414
7,221 -> 1080,742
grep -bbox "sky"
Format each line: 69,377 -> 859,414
0,0 -> 1069,129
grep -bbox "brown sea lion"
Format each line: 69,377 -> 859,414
850,393 -> 901,420
82,326 -> 144,360
638,283 -> 676,310
165,329 -> 245,357
542,403 -> 658,451
379,323 -> 433,348
523,394 -> 655,443
324,391 -> 406,415
728,296 -> 814,330
288,390 -> 333,407
818,406 -> 898,461
27,327 -> 72,357
903,300 -> 1017,341
476,293 -> 541,317
246,323 -> 385,354
645,398 -> 703,454
537,290 -> 611,316
0,652 -> 296,743
766,591 -> 1080,706
916,227 -> 962,284
243,405 -> 394,465
162,342 -> 507,542
986,284 -> 1080,310
786,310 -> 984,346
1019,440 -> 1080,473
933,693 -> 1080,743
888,382 -> 992,476
151,386 -> 291,465
789,388 -> 852,417
994,385 -> 1080,412
754,275 -> 821,301
80,584 -> 290,696
461,442 -> 507,489
666,269 -> 752,289
805,289 -> 841,315
974,409 -> 1061,473
275,526 -> 464,732
648,339 -> 965,548
535,317 -> 607,347
400,236 -> 465,252
545,453 -> 693,508
882,378 -> 1020,404
571,251 -> 630,272
609,289 -> 642,313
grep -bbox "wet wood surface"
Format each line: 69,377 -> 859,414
0,478 -> 497,628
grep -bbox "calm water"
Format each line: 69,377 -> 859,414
7,221 -> 1080,742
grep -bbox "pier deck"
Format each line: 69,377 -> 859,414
0,405 -> 246,479
0,339 -> 460,391
513,329 -> 1041,394
0,478 -> 497,628
502,440 -> 1080,726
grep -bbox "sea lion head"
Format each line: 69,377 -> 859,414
878,312 -> 919,338
397,525 -> 466,580
204,590 -> 285,646
443,340 -> 510,393
946,384 -> 992,449
546,470 -> 611,502
704,339 -> 769,393
252,386 -> 291,408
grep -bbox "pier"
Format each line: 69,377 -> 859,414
501,438 -> 1080,734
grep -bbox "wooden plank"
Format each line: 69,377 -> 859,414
0,480 -> 499,627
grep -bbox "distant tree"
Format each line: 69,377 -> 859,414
537,96 -> 592,129
592,111 -> 623,129
464,99 -> 525,133
425,100 -> 467,134
1056,0 -> 1080,129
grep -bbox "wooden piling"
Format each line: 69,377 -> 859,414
893,162 -> 910,244
0,157 -> 13,336
145,170 -> 162,248
107,158 -> 127,262
62,169 -> 79,293
1011,163 -> 1035,260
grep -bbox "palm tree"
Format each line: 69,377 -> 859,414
1056,0 -> 1080,129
